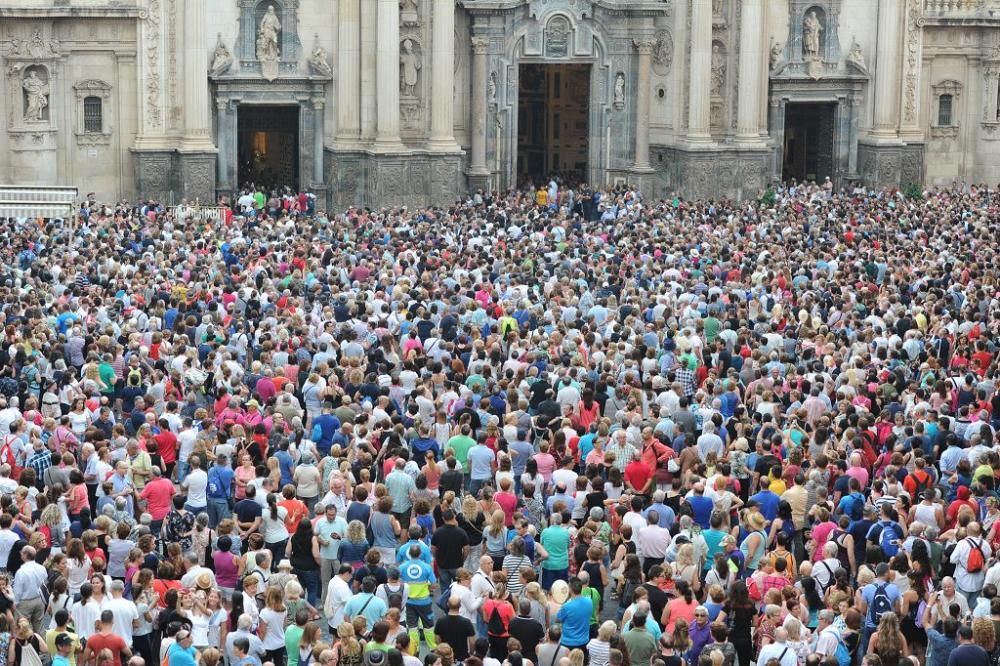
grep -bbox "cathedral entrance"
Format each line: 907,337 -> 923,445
237,104 -> 300,189
516,63 -> 590,187
782,102 -> 836,182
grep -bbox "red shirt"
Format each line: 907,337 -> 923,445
279,498 -> 309,533
86,630 -> 128,666
154,431 -> 178,465
495,491 -> 517,527
624,460 -> 653,494
140,477 -> 176,520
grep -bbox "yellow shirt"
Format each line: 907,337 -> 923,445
46,628 -> 81,666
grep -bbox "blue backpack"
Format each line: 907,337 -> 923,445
825,629 -> 852,666
436,583 -> 454,612
877,521 -> 902,557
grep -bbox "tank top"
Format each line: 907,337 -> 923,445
290,535 -> 320,571
371,512 -> 397,549
740,530 -> 768,571
213,551 -> 240,588
582,561 -> 604,599
914,503 -> 938,527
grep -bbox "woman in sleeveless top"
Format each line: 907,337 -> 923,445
370,497 -> 401,565
867,611 -> 909,666
333,622 -> 364,666
213,535 -> 244,593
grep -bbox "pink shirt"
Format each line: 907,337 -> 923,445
533,453 -> 556,483
845,466 -> 869,488
139,477 -> 176,520
495,491 -> 517,527
810,520 -> 838,561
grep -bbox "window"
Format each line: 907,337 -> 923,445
83,96 -> 102,133
938,94 -> 953,126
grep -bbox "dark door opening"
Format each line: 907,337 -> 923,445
782,102 -> 836,183
237,104 -> 299,190
516,63 -> 590,187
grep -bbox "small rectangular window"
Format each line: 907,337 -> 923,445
938,94 -> 953,127
83,96 -> 102,133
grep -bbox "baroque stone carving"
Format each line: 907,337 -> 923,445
770,40 -> 784,71
652,30 -> 673,75
903,0 -> 921,124
22,69 -> 50,122
846,37 -> 866,73
710,42 -> 726,98
613,72 -> 625,110
211,34 -> 234,77
167,0 -> 178,127
545,15 -> 571,58
400,0 -> 419,27
400,39 -> 421,97
257,5 -> 282,81
145,0 -> 162,128
488,71 -> 497,103
308,35 -> 333,77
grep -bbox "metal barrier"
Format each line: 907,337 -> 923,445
168,205 -> 227,221
0,185 -> 77,219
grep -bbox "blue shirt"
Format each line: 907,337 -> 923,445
749,490 -> 781,522
643,502 -> 675,529
861,579 -> 901,629
396,539 -> 432,565
207,465 -> 235,500
168,643 -> 199,666
398,558 -> 436,605
343,593 -> 389,631
467,445 -> 495,481
275,450 -> 294,487
311,414 -> 341,452
687,495 -> 714,529
555,596 -> 594,647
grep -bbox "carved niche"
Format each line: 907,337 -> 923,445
237,0 -> 301,75
544,15 -> 571,58
73,79 -> 112,146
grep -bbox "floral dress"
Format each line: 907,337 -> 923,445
0,630 -> 9,666
165,510 -> 195,553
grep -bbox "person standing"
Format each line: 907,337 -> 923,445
315,503 -> 347,605
434,597 -> 476,661
540,513 -> 571,590
12,545 -> 47,634
950,521 -> 991,607
555,578 -> 593,653
399,544 -> 438,651
206,455 -> 235,528
622,610 -> 657,666
946,624 -> 991,666
386,459 -> 416,530
182,455 -> 209,516
431,509 -> 470,590
324,565 -> 354,632
80,611 -> 131,666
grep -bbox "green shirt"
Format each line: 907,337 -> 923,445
582,586 -> 601,624
448,435 -> 476,466
540,524 -> 570,570
285,624 -> 305,666
253,191 -> 265,209
623,628 -> 657,666
703,316 -> 721,343
98,363 -> 117,394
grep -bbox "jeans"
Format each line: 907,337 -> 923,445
298,568 -> 322,607
541,567 -> 568,591
175,460 -> 190,482
470,477 -> 490,498
439,568 -> 459,592
207,497 -> 231,528
185,503 -> 208,519
266,539 -> 288,571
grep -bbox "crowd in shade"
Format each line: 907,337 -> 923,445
0,178 -> 999,666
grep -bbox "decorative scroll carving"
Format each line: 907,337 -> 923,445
145,0 -> 162,128
545,15 -> 570,58
400,0 -> 419,27
652,30 -> 673,75
903,0 -> 921,123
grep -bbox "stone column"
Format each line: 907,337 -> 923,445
336,0 -> 361,142
633,39 -> 655,171
373,0 -> 403,150
468,36 -> 490,179
428,0 -> 459,151
182,0 -> 213,146
736,0 -> 764,142
215,99 -> 228,183
313,98 -> 325,187
687,0 -> 712,141
871,0 -> 903,137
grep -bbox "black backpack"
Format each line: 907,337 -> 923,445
487,604 -> 507,636
868,583 -> 892,625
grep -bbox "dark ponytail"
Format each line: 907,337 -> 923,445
268,493 -> 278,521
677,579 -> 693,604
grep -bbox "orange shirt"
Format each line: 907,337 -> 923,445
279,497 -> 309,533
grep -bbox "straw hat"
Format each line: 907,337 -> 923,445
746,511 -> 766,532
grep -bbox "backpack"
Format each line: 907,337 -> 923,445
875,521 -> 902,558
0,436 -> 22,482
436,583 -> 454,612
825,629 -> 852,666
868,583 -> 893,625
911,470 -> 932,498
486,603 -> 507,636
966,538 -> 987,574
846,492 -> 865,522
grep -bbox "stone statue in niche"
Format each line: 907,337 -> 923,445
770,40 -> 784,70
710,44 -> 725,98
400,0 -> 419,27
613,72 -> 625,109
22,69 -> 49,122
488,71 -> 497,102
309,35 -> 333,77
257,5 -> 281,80
210,34 -> 234,76
400,39 -> 421,97
803,10 -> 823,60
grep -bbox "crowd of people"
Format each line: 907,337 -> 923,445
0,178 -> 998,666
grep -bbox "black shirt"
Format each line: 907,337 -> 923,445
641,582 -> 669,624
948,644 -> 992,666
509,616 -> 545,660
439,470 -> 464,497
234,498 -> 262,525
434,614 -> 476,660
431,524 -> 470,569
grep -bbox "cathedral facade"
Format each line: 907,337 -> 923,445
2,0 -> 999,207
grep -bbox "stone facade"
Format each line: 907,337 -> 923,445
2,0 -> 999,205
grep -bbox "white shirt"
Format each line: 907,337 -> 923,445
259,607 -> 287,650
104,596 -> 139,643
71,598 -> 103,639
757,641 -> 798,666
450,582 -> 483,623
814,627 -> 841,657
183,468 -> 209,507
951,535 -> 992,593
325,575 -> 353,626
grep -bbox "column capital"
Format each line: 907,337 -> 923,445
216,99 -> 228,111
633,38 -> 656,54
312,98 -> 325,110
471,37 -> 489,55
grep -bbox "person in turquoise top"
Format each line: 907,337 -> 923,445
343,577 -> 390,632
556,578 -> 594,650
399,545 -> 438,650
314,503 -> 348,606
447,424 -> 476,467
702,512 -> 729,571
285,608 -> 308,666
539,513 -> 570,590
397,525 -> 432,565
